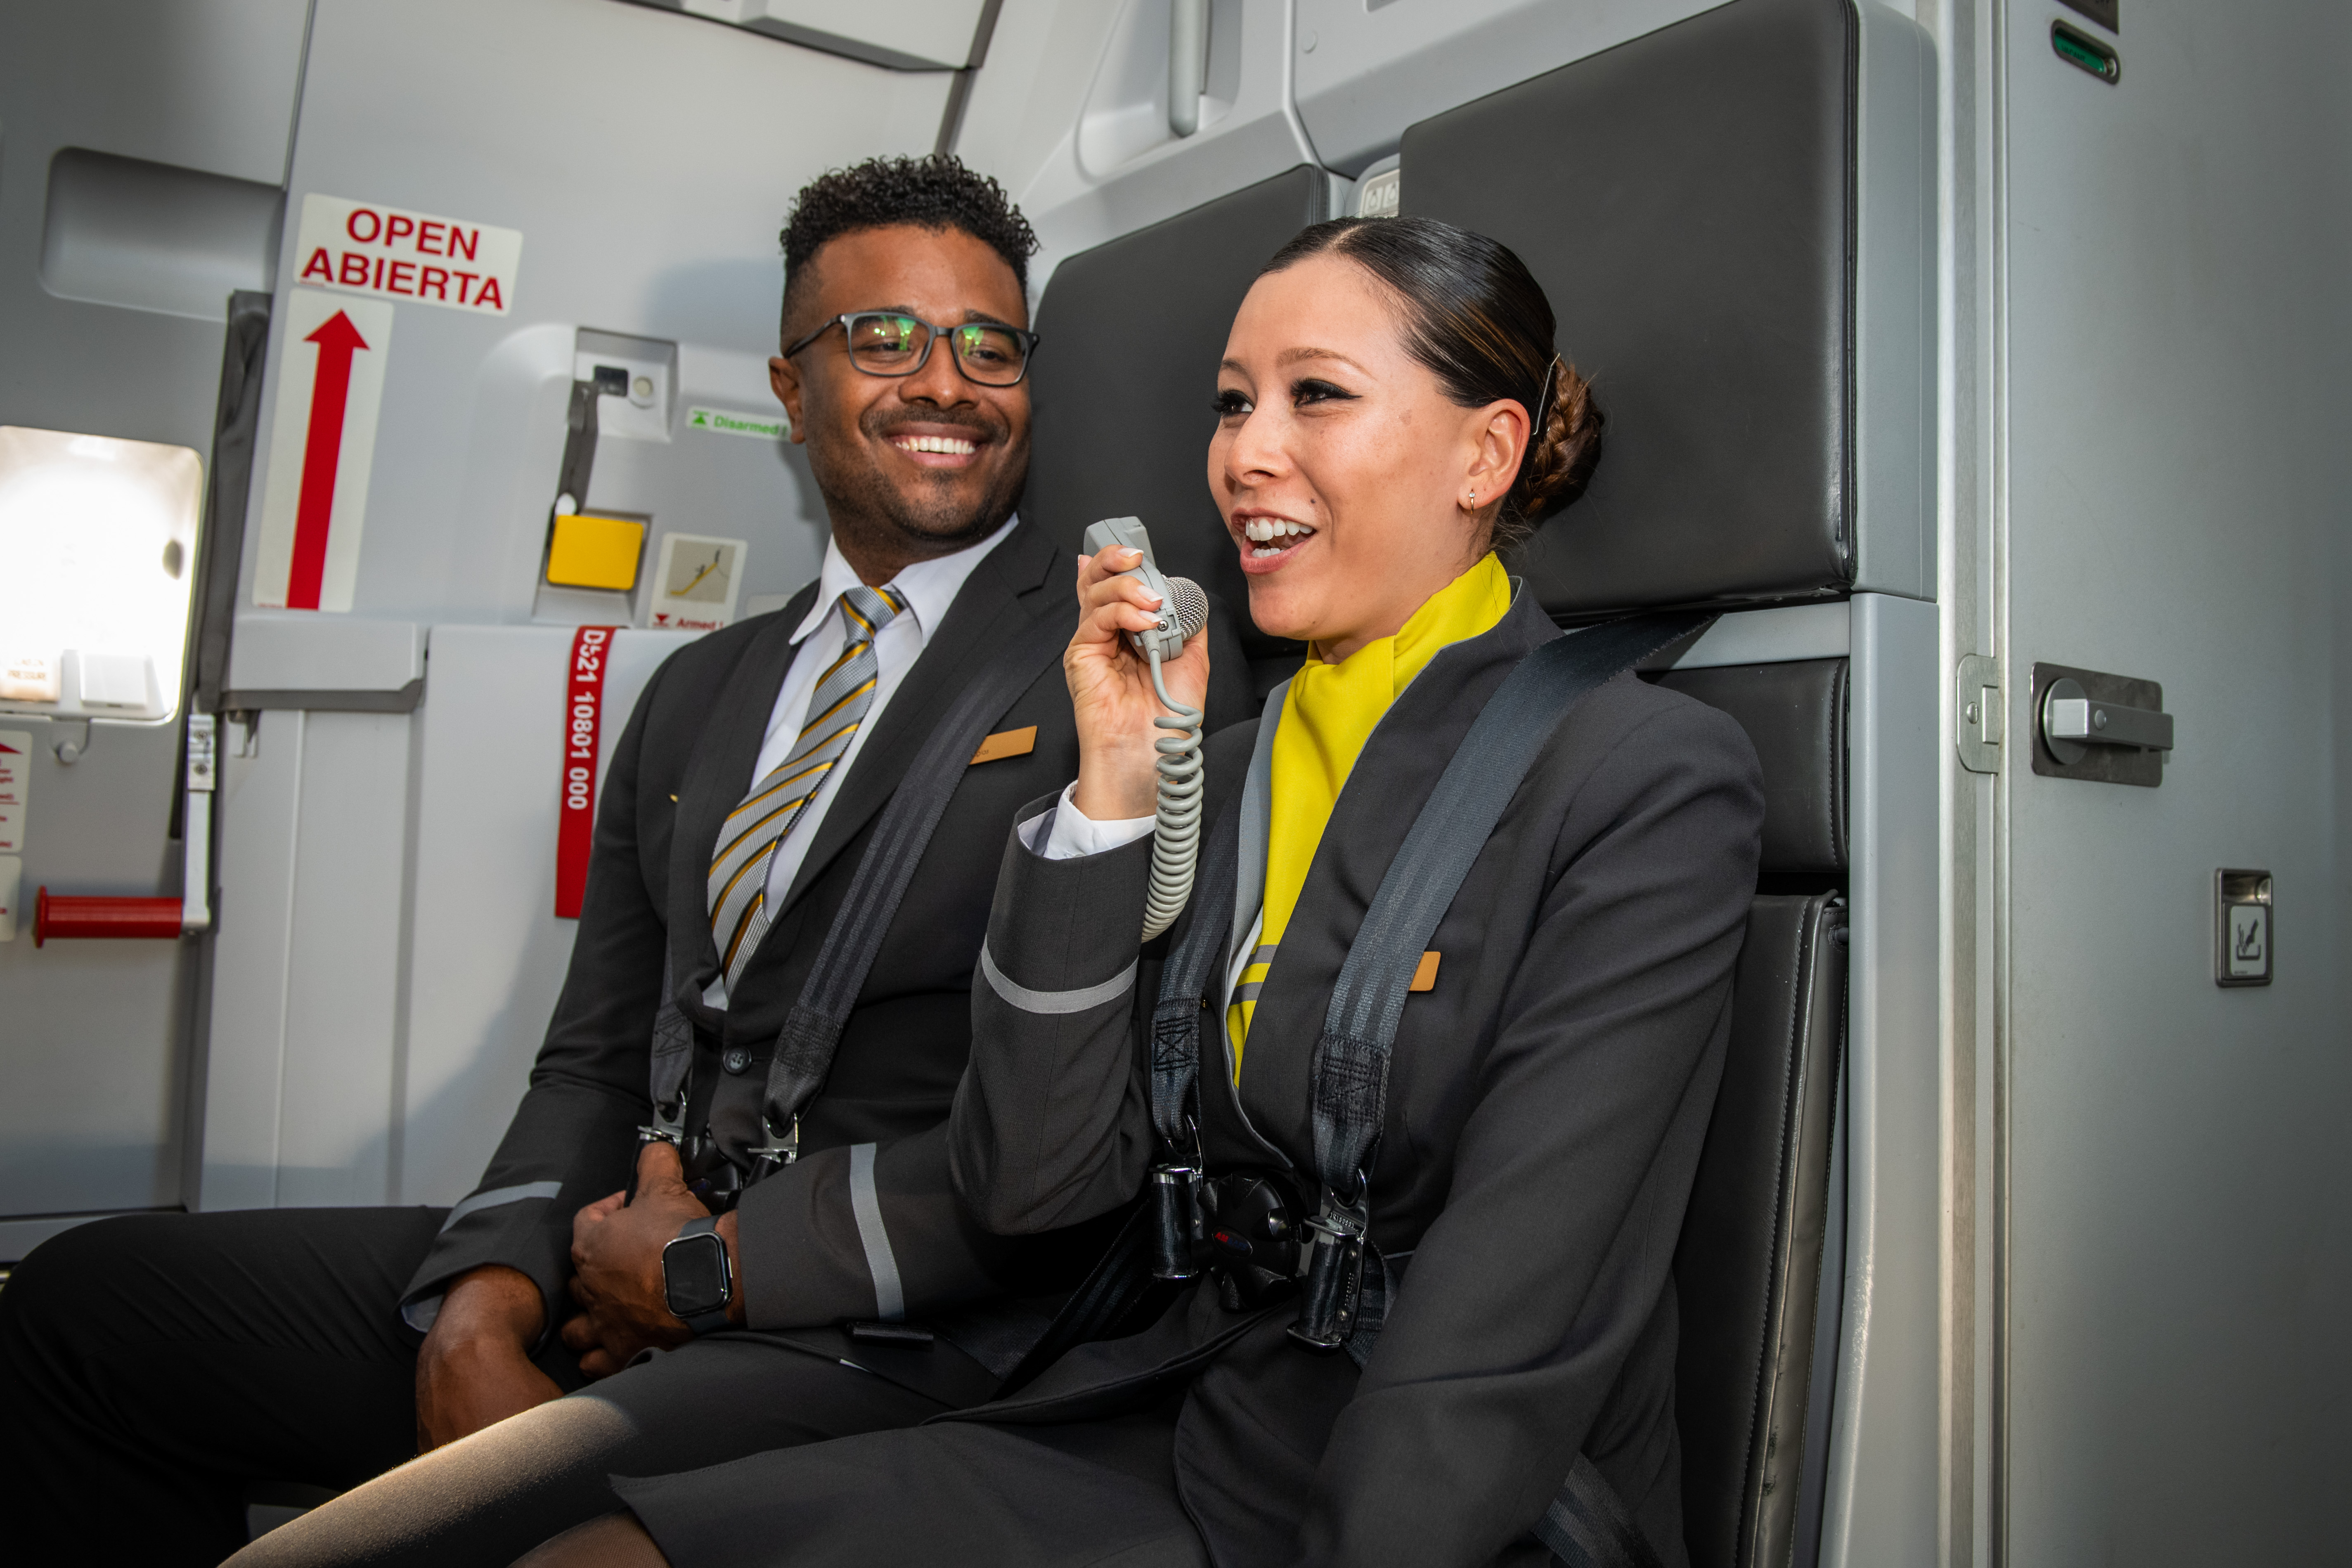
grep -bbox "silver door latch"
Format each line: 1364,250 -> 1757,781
2039,676 -> 2173,763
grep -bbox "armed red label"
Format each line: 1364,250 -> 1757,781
556,627 -> 618,919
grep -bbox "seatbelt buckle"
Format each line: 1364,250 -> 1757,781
1149,1160 -> 1205,1281
1287,1187 -> 1368,1351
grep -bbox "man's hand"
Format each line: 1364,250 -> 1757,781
415,1264 -> 561,1451
562,1142 -> 742,1378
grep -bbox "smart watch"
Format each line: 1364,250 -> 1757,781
660,1214 -> 734,1334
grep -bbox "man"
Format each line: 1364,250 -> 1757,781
0,154 -> 1251,1564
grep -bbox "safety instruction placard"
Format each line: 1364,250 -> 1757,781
253,289 -> 396,612
648,535 -> 747,632
293,194 -> 523,315
0,729 -> 29,852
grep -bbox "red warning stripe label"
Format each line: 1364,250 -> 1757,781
556,627 -> 617,919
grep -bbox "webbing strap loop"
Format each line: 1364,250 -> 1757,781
1148,797 -> 1243,1153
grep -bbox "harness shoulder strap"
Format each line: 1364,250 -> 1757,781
752,609 -> 1071,1165
1306,611 -> 1711,1201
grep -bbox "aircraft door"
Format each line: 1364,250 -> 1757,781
1995,3 -> 2352,1560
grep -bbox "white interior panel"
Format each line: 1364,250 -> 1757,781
200,712 -> 308,1211
272,712 -> 413,1209
398,626 -> 698,1207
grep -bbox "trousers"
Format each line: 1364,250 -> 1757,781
0,1208 -> 955,1566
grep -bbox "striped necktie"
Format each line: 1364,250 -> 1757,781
708,583 -> 908,987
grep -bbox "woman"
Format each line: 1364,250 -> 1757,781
535,217 -> 1763,1568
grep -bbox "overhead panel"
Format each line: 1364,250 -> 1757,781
1293,0 -> 1734,175
629,0 -> 989,70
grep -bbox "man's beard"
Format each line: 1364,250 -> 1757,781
811,406 -> 1027,558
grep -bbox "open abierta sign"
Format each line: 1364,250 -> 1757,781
292,193 -> 523,315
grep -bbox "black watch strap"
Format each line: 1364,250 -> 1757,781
663,1214 -> 734,1335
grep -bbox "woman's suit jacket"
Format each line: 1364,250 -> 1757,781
949,589 -> 1765,1568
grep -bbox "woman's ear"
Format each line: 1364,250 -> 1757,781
1458,398 -> 1530,513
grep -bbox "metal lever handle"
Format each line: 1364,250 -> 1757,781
2041,676 -> 2172,761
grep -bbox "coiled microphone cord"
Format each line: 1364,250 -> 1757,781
1141,644 -> 1204,940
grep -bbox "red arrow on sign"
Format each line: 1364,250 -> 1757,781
287,310 -> 371,611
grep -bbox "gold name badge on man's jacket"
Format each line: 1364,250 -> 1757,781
970,727 -> 1038,766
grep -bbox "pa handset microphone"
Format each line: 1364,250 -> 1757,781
1084,517 -> 1207,939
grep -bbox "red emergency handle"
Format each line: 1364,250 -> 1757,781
33,887 -> 184,947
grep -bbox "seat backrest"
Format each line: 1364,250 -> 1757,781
1658,659 -> 1848,878
1024,163 -> 1331,691
1674,889 -> 1846,1568
1651,652 -> 1848,1568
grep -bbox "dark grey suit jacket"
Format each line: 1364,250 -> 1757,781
400,520 -> 1254,1352
948,591 -> 1765,1567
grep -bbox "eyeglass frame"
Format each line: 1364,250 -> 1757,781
781,310 -> 1042,388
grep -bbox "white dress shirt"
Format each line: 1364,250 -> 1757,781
705,512 -> 1019,1010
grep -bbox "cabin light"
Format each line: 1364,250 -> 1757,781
0,426 -> 202,723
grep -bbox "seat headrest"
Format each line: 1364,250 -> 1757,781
1401,0 -> 1862,615
1024,165 -> 1330,660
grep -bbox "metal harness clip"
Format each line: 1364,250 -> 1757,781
1287,1186 -> 1368,1351
747,1114 -> 800,1182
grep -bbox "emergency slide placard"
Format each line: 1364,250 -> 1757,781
293,194 -> 523,315
253,289 -> 395,612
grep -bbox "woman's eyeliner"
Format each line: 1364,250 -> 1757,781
1215,378 -> 1354,419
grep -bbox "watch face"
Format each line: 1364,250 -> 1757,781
663,1232 -> 729,1319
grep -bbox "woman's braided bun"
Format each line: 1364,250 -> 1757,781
1259,216 -> 1604,559
1499,355 -> 1604,553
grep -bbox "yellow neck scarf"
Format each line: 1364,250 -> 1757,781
1230,553 -> 1513,1075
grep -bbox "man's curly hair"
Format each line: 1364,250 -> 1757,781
779,154 -> 1039,335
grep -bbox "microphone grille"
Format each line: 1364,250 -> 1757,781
1165,575 -> 1209,639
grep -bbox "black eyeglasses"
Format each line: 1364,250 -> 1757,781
783,311 -> 1040,388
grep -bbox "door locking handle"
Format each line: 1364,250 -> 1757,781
2040,676 -> 2172,762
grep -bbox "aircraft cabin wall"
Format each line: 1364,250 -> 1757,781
5,5 -> 2346,1568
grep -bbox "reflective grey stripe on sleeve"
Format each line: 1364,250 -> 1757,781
978,941 -> 1137,1015
435,1179 -> 565,1234
847,1142 -> 904,1322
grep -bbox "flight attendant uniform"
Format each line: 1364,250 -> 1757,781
612,556 -> 1765,1568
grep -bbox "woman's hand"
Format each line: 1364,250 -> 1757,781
1066,546 -> 1212,822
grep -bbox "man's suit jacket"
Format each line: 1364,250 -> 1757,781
402,519 -> 1254,1346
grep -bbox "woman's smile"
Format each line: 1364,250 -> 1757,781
1232,510 -> 1319,572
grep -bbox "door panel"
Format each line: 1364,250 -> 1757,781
2000,2 -> 2352,1561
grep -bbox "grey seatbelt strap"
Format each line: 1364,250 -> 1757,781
638,582 -> 823,1171
1536,1454 -> 1667,1568
641,951 -> 696,1146
1289,610 -> 1712,1352
746,610 -> 1071,1176
1149,798 -> 1242,1150
1139,795 -> 1244,1279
